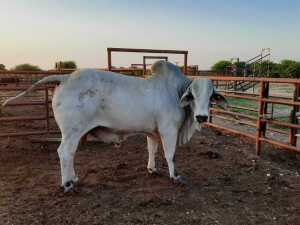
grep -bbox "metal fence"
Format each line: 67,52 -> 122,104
201,76 -> 300,155
0,70 -> 71,137
1,71 -> 299,155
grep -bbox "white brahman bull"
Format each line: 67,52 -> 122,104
2,61 -> 227,192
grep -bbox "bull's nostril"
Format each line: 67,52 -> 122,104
196,115 -> 208,123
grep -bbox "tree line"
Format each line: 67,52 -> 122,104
211,59 -> 300,78
2,59 -> 300,78
0,61 -> 77,71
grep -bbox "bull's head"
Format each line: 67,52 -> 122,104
180,79 -> 227,124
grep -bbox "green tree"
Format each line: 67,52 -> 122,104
55,61 -> 77,69
254,60 -> 279,77
269,62 -> 282,78
211,60 -> 232,74
233,61 -> 246,76
0,64 -> 6,70
279,59 -> 300,78
13,64 -> 42,71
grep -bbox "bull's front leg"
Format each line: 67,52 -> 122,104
147,136 -> 159,174
160,129 -> 185,185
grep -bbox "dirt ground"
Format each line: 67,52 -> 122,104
1,88 -> 300,225
0,124 -> 299,225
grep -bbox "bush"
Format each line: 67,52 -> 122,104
211,60 -> 232,74
279,59 -> 300,78
0,64 -> 6,70
13,64 -> 42,71
233,61 -> 246,76
55,61 -> 77,69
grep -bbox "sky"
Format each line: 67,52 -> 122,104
1,0 -> 300,70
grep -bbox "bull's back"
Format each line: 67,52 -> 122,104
53,69 -> 158,132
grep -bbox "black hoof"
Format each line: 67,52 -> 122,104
172,176 -> 186,186
63,180 -> 75,193
147,168 -> 160,176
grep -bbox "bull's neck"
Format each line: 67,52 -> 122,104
150,72 -> 192,98
162,73 -> 192,98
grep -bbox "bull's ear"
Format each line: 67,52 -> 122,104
180,87 -> 194,107
210,91 -> 228,110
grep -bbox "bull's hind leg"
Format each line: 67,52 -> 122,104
147,136 -> 159,174
57,134 -> 81,192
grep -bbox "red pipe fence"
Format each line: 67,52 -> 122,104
1,71 -> 299,155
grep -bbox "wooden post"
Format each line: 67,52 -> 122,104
289,84 -> 300,145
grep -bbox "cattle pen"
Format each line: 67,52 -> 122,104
1,69 -> 299,225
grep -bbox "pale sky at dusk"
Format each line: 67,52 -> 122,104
1,0 -> 300,70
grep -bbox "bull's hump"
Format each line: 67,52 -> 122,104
151,61 -> 183,79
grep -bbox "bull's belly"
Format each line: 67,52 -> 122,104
89,126 -> 158,147
91,111 -> 156,133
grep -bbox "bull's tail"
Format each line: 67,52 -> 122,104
1,74 -> 69,107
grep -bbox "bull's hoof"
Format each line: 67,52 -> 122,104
62,180 -> 75,193
147,168 -> 160,176
172,175 -> 186,186
114,142 -> 122,148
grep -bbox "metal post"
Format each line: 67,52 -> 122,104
262,82 -> 269,137
256,81 -> 268,155
45,87 -> 50,132
184,53 -> 188,75
107,49 -> 112,71
289,84 -> 300,145
143,56 -> 146,75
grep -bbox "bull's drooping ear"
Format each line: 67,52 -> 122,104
180,87 -> 194,107
210,90 -> 228,110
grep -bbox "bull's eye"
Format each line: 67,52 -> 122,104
210,93 -> 218,101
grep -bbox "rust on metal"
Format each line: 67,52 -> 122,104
206,76 -> 300,84
210,108 -> 257,121
107,47 -> 188,54
205,122 -> 256,140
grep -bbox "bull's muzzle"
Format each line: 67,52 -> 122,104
196,115 -> 208,123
